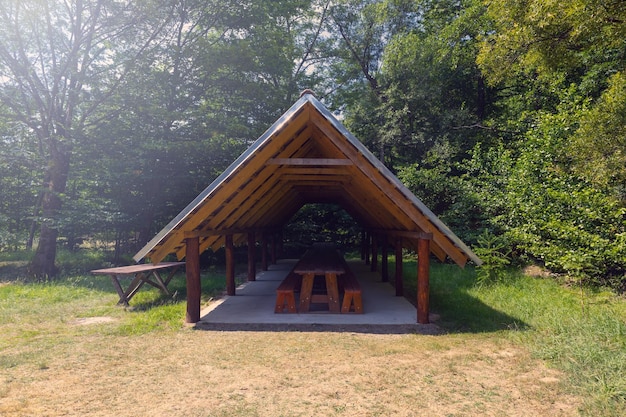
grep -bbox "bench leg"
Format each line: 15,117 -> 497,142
326,273 -> 340,313
286,292 -> 296,313
275,292 -> 286,313
299,273 -> 314,313
341,291 -> 364,313
341,292 -> 353,313
110,275 -> 129,306
353,293 -> 363,313
275,291 -> 297,313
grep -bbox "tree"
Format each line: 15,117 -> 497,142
477,0 -> 626,201
0,0 -> 172,278
474,0 -> 626,285
0,115 -> 41,250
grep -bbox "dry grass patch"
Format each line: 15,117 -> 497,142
1,328 -> 579,417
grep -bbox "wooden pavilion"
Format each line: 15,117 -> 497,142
133,91 -> 481,324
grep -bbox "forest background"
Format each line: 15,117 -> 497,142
0,0 -> 624,290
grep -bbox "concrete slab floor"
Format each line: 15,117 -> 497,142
196,259 -> 442,334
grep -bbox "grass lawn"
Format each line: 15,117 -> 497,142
0,256 -> 624,416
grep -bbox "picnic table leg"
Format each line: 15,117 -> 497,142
299,273 -> 314,313
124,273 -> 147,301
163,266 -> 181,287
325,272 -> 340,313
109,274 -> 129,306
149,270 -> 171,295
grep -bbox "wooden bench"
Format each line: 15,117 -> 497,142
340,264 -> 363,314
275,271 -> 301,313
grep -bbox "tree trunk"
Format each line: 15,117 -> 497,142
30,142 -> 70,280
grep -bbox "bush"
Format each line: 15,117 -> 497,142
473,230 -> 511,286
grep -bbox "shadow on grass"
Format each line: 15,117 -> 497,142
0,261 -> 30,282
113,271 -> 232,312
398,261 -> 530,334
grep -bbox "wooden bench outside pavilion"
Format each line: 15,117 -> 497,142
91,262 -> 185,305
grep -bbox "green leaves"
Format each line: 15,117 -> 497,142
571,71 -> 626,201
474,230 -> 511,286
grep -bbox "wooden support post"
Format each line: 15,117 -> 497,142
225,234 -> 235,296
370,234 -> 378,272
185,237 -> 201,323
271,233 -> 277,265
381,235 -> 388,282
278,230 -> 284,258
417,237 -> 431,324
261,232 -> 268,271
360,230 -> 366,261
365,232 -> 371,265
247,232 -> 256,281
395,238 -> 403,296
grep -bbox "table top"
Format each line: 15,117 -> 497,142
293,245 -> 346,275
91,261 -> 185,275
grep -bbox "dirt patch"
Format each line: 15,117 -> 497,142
71,317 -> 117,326
523,265 -> 554,278
0,330 -> 580,416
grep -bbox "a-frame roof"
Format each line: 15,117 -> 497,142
134,92 -> 481,267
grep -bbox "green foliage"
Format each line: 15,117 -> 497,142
472,0 -> 626,291
496,111 -> 626,287
571,71 -> 626,201
283,204 -> 361,256
477,0 -> 626,86
473,230 -> 511,286
0,0 -> 623,291
397,145 -> 487,244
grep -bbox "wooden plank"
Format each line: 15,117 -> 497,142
279,174 -> 351,183
278,166 -> 350,176
372,230 -> 434,240
267,158 -> 353,166
91,262 -> 185,275
183,228 -> 249,238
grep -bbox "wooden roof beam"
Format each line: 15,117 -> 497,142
267,158 -> 353,166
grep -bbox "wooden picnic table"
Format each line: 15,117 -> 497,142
294,244 -> 346,313
91,262 -> 185,305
